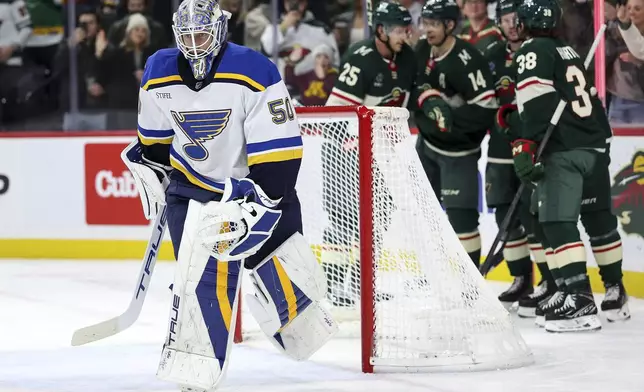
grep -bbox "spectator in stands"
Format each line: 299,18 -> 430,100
23,0 -> 64,70
107,0 -> 168,49
560,0 -> 594,63
284,43 -> 337,106
96,13 -> 157,110
605,4 -> 644,125
618,0 -> 644,61
260,0 -> 339,75
245,0 -> 271,52
220,0 -> 245,45
332,0 -> 366,51
60,10 -> 106,109
100,0 -> 123,32
0,0 -> 34,124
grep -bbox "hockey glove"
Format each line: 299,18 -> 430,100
511,139 -> 544,182
198,178 -> 282,260
495,103 -> 518,138
418,89 -> 453,133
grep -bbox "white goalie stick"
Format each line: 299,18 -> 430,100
480,24 -> 607,277
71,205 -> 168,346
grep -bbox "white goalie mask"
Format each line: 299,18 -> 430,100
172,0 -> 231,80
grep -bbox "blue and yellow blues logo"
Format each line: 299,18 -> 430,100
171,109 -> 231,161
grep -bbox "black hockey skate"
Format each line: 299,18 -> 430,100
545,291 -> 602,332
498,274 -> 533,310
601,281 -> 630,322
535,289 -> 566,328
517,279 -> 555,318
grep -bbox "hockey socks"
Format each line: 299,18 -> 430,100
581,211 -> 624,285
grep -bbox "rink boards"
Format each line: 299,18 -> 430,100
0,129 -> 643,297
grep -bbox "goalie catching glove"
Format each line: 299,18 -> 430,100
121,140 -> 172,220
197,178 -> 282,261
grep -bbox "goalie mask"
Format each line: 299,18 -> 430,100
172,0 -> 231,80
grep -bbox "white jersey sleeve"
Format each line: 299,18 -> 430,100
137,86 -> 175,146
243,59 -> 303,200
8,0 -> 32,48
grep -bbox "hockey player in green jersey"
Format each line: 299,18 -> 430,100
459,0 -> 504,52
326,2 -> 416,107
484,0 -> 539,309
322,2 -> 415,306
414,0 -> 497,267
500,0 -> 628,331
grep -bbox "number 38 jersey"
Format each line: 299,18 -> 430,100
326,38 -> 416,107
514,37 -> 610,153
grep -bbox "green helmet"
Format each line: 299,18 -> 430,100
421,0 -> 461,23
496,0 -> 519,24
516,0 -> 562,31
373,1 -> 413,28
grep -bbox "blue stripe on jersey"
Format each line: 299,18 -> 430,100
247,136 -> 303,154
217,43 -> 282,90
169,148 -> 225,193
138,125 -> 174,138
140,48 -> 181,89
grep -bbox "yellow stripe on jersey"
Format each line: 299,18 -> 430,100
247,148 -> 303,166
137,131 -> 173,146
214,73 -> 266,91
169,155 -> 225,193
142,75 -> 183,91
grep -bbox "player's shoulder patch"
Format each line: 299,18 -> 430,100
215,43 -> 282,92
344,39 -> 376,61
516,37 -> 555,58
141,48 -> 182,91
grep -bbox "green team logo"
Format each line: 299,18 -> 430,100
380,87 -> 407,107
612,151 -> 644,238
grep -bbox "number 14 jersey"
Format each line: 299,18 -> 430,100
513,37 -> 609,153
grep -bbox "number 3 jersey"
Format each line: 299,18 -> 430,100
137,44 -> 303,202
414,37 -> 497,154
326,38 -> 416,107
513,37 -> 610,153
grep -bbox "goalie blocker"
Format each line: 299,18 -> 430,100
154,177 -> 338,391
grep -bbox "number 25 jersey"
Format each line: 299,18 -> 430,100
513,37 -> 610,153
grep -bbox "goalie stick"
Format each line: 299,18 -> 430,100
71,205 -> 167,346
480,24 -> 607,277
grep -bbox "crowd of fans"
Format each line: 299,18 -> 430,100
0,0 -> 643,131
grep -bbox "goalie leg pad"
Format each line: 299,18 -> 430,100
246,232 -> 338,360
158,200 -> 242,391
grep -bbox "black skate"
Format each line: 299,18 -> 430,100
535,290 -> 566,328
601,282 -> 630,322
498,274 -> 533,310
545,291 -> 602,332
518,279 -> 555,318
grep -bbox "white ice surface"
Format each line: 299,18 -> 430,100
1,260 -> 643,392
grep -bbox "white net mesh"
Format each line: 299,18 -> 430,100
240,106 -> 533,372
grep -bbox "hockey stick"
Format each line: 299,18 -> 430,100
71,205 -> 168,346
480,24 -> 606,277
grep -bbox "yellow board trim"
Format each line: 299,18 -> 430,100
137,131 -> 174,146
142,75 -> 183,91
214,73 -> 266,91
216,260 -> 233,332
273,256 -> 298,324
248,148 -> 303,166
1,239 -> 643,299
169,155 -> 224,193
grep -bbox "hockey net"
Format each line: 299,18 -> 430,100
236,106 -> 533,372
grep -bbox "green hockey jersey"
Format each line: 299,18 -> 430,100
512,37 -> 609,153
414,37 -> 497,153
326,38 -> 416,107
485,40 -> 516,160
459,19 -> 504,53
